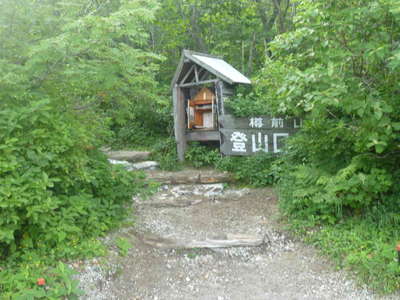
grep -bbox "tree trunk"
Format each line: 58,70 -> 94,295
254,0 -> 280,56
247,32 -> 257,76
189,2 -> 207,52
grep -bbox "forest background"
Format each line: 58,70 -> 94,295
1,0 -> 400,297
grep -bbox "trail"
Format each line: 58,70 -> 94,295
76,167 -> 393,300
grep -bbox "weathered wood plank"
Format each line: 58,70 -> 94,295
194,65 -> 199,82
180,64 -> 195,84
179,79 -> 218,88
137,233 -> 265,249
174,86 -> 187,161
220,128 -> 297,156
220,114 -> 302,130
215,80 -> 225,115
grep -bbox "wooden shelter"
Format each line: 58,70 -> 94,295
171,50 -> 251,161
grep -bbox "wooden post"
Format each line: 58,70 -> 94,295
173,85 -> 187,161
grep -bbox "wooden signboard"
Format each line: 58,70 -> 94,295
219,114 -> 301,156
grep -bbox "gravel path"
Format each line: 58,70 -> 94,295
76,183 -> 395,300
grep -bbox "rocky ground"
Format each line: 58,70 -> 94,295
74,165 -> 396,300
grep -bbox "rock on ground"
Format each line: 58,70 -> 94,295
76,183 -> 397,300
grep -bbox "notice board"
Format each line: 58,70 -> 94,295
219,114 -> 301,156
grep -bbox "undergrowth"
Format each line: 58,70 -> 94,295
0,100 -> 150,298
274,134 -> 400,293
184,142 -> 276,187
285,212 -> 400,293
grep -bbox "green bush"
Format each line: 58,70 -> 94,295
185,142 -> 221,168
297,211 -> 400,293
249,0 -> 400,221
150,137 -> 182,171
183,143 -> 276,187
0,100 -> 144,297
257,1 -> 400,291
217,153 -> 276,187
0,100 -> 136,258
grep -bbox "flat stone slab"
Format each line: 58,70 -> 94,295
131,161 -> 159,170
145,168 -> 233,184
109,159 -> 159,171
105,150 -> 151,162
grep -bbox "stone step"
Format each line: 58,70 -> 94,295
109,159 -> 159,171
145,168 -> 233,185
104,150 -> 151,162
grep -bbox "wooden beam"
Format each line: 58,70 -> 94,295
199,67 -> 210,80
179,79 -> 217,88
173,85 -> 187,161
138,233 -> 265,249
180,65 -> 195,84
194,65 -> 199,82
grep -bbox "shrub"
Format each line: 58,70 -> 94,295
217,153 -> 276,187
0,100 -> 138,259
0,100 -> 144,297
185,142 -> 221,168
183,142 -> 277,187
150,137 -> 182,171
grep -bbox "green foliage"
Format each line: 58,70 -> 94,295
217,153 -> 276,187
184,143 -> 276,187
150,137 -> 182,171
255,0 -> 400,292
0,100 -> 137,259
287,207 -> 400,293
0,99 -> 147,297
116,237 -> 133,257
253,0 -> 400,220
223,85 -> 271,117
185,142 -> 221,168
0,0 -> 167,148
153,0 -> 295,83
1,261 -> 84,299
0,0 -> 160,293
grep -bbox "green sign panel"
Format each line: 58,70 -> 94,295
219,115 -> 301,156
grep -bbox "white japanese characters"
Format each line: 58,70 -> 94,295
249,117 -> 263,128
230,131 -> 248,152
225,116 -> 298,155
273,133 -> 289,153
271,118 -> 284,128
294,118 -> 303,128
252,132 -> 268,153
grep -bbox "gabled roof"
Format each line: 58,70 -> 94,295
171,50 -> 251,88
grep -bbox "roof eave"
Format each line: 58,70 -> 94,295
170,51 -> 186,89
171,49 -> 251,89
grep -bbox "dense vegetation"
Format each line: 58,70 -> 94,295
0,0 -> 160,297
1,0 -> 399,297
236,0 -> 400,292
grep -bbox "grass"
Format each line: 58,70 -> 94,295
286,215 -> 400,293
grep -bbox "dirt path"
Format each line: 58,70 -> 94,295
77,178 -> 393,300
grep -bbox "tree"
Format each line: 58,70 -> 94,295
152,0 -> 296,82
254,0 -> 400,218
0,0 -> 166,145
